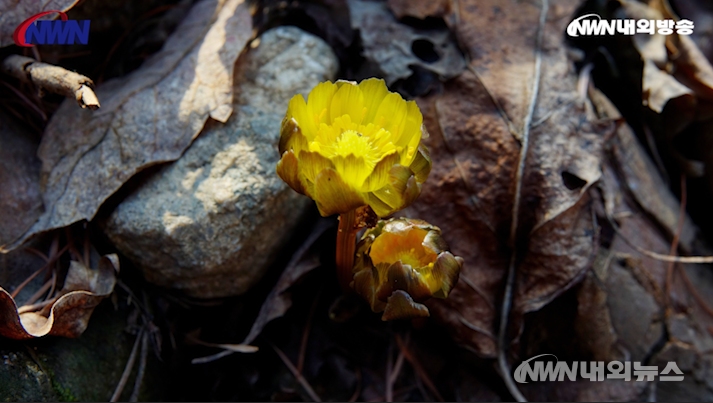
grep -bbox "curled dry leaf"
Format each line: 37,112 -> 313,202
610,0 -> 713,189
399,0 -> 608,357
0,0 -> 80,47
0,254 -> 118,339
5,0 -> 253,250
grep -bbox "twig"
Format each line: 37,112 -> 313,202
129,331 -> 149,402
349,367 -> 362,402
20,279 -> 52,308
1,55 -> 100,110
498,0 -> 548,401
111,326 -> 145,402
297,284 -> 323,374
665,174 -> 686,307
678,265 -> 713,318
12,240 -> 69,299
386,337 -> 406,403
0,80 -> 47,121
608,216 -> 713,263
271,344 -> 322,402
394,333 -> 443,402
386,339 -> 394,403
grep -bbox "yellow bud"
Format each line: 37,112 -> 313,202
351,217 -> 463,321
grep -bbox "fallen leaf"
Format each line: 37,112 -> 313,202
6,0 -> 253,251
347,0 -> 465,87
398,0 -> 607,357
0,0 -> 80,47
0,111 -> 43,249
0,254 -> 118,339
386,0 -> 451,20
242,219 -> 331,345
671,0 -> 713,64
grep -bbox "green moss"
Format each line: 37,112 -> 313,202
51,381 -> 77,402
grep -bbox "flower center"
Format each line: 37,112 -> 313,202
332,130 -> 375,159
369,228 -> 437,268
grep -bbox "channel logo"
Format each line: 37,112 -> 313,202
13,10 -> 90,47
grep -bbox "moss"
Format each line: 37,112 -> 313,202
51,381 -> 77,402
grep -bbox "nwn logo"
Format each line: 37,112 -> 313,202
13,10 -> 90,47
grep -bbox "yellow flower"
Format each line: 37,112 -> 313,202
276,78 -> 431,217
351,217 -> 463,321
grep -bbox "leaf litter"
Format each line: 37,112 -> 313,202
0,247 -> 119,339
4,0 -> 713,400
4,0 -> 254,251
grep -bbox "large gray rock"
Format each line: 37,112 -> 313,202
103,27 -> 338,298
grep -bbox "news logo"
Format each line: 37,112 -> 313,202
13,10 -> 90,47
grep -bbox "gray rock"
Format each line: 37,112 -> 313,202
102,27 -> 338,298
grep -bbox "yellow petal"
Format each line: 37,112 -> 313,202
359,78 -> 390,124
408,144 -> 432,184
398,101 -> 424,165
297,151 -> 334,198
351,267 -> 385,312
372,93 -> 408,144
366,193 -> 394,218
286,95 -> 316,141
368,165 -> 420,216
361,151 -> 399,192
307,81 -> 337,127
381,290 -> 430,321
428,252 -> 463,298
276,150 -> 305,195
330,82 -> 365,124
279,117 -> 309,155
332,153 -> 372,189
313,168 -> 366,216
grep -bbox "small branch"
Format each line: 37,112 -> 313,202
394,333 -> 443,402
1,55 -> 100,110
129,331 -> 149,402
111,326 -> 145,402
272,344 -> 322,402
665,174 -> 686,308
298,285 -> 322,374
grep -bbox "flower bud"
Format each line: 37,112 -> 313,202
351,217 -> 463,320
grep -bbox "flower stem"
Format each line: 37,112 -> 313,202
336,209 -> 358,291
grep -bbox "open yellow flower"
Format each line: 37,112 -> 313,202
351,218 -> 463,321
276,78 -> 431,217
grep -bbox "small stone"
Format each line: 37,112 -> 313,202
102,27 -> 338,298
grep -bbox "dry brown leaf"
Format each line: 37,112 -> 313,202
4,0 -> 253,251
386,0 -> 451,20
0,111 -> 43,249
348,0 -> 465,86
241,220 -> 331,345
399,0 -> 607,358
0,254 -> 118,339
0,0 -> 80,47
